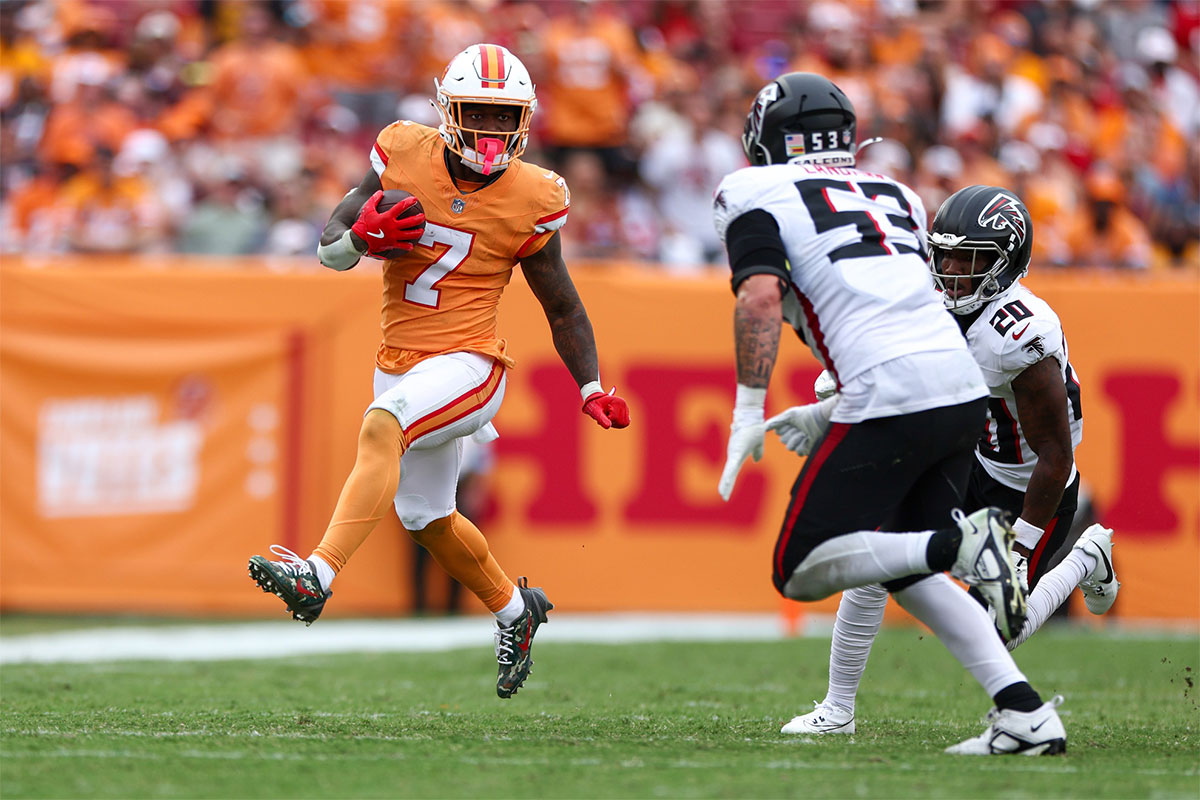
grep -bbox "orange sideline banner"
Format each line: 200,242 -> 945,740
1,259 -> 1196,622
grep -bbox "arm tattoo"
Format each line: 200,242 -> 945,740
520,233 -> 600,388
734,301 -> 780,388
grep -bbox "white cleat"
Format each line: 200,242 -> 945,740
949,507 -> 1027,643
945,696 -> 1066,756
1074,524 -> 1119,615
781,701 -> 855,735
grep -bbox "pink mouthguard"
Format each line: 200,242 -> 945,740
477,137 -> 503,175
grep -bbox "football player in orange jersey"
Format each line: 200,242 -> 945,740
249,43 -> 630,699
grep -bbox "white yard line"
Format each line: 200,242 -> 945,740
0,613 -> 796,665
1,614 -> 1194,665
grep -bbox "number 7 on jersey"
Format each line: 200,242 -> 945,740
404,222 -> 474,308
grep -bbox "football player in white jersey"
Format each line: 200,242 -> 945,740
714,72 -> 1066,755
777,186 -> 1119,737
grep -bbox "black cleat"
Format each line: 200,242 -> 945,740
495,577 -> 553,698
248,545 -> 331,625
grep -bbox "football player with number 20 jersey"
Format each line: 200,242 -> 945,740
715,72 -> 1066,755
780,186 -> 1119,738
248,44 -> 630,700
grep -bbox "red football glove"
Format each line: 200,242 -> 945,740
351,190 -> 426,259
582,388 -> 631,430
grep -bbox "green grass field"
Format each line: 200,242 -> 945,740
2,621 -> 1197,799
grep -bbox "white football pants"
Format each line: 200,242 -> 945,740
368,352 -> 505,530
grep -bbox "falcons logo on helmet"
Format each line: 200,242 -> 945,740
746,83 -> 779,144
978,192 -> 1027,241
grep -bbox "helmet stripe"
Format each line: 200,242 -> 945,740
480,44 -> 506,88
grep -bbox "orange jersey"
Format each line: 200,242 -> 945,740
368,121 -> 570,374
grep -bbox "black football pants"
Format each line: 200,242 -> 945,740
771,398 -> 987,596
966,467 -> 1080,587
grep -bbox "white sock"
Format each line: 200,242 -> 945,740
308,553 -> 336,592
1005,548 -> 1096,651
825,584 -> 888,713
494,584 -> 527,626
783,531 -> 935,600
894,574 -> 1027,697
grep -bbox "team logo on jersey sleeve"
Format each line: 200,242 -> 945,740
1021,335 -> 1046,358
978,192 -> 1028,241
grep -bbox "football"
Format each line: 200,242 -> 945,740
376,188 -> 423,219
364,189 -> 425,260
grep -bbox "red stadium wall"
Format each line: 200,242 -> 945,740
1,259 -> 1196,622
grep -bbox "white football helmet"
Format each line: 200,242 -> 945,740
434,43 -> 536,175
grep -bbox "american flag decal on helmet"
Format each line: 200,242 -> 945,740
978,192 -> 1027,241
479,44 -> 507,88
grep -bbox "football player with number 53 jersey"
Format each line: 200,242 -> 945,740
248,44 -> 630,700
714,72 -> 1066,755
780,187 -> 1118,739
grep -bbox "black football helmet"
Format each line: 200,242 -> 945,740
929,184 -> 1034,315
742,72 -> 857,167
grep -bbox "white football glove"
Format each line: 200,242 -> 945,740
764,395 -> 840,456
718,422 -> 766,501
718,385 -> 766,502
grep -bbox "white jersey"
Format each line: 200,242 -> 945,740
714,162 -> 986,421
963,282 -> 1083,492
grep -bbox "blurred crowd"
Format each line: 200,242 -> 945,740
1,0 -> 1197,272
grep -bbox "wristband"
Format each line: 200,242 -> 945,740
733,384 -> 767,428
580,380 -> 603,402
1012,517 -> 1044,550
317,229 -> 365,271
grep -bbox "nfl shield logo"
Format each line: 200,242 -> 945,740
452,198 -> 466,214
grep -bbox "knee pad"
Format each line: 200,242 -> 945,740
783,572 -> 832,602
780,535 -> 868,602
782,558 -> 839,602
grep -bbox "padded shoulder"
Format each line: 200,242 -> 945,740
371,121 -> 439,176
510,160 -> 572,258
997,294 -> 1065,374
512,160 -> 571,232
970,286 -> 1066,383
713,167 -> 796,243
